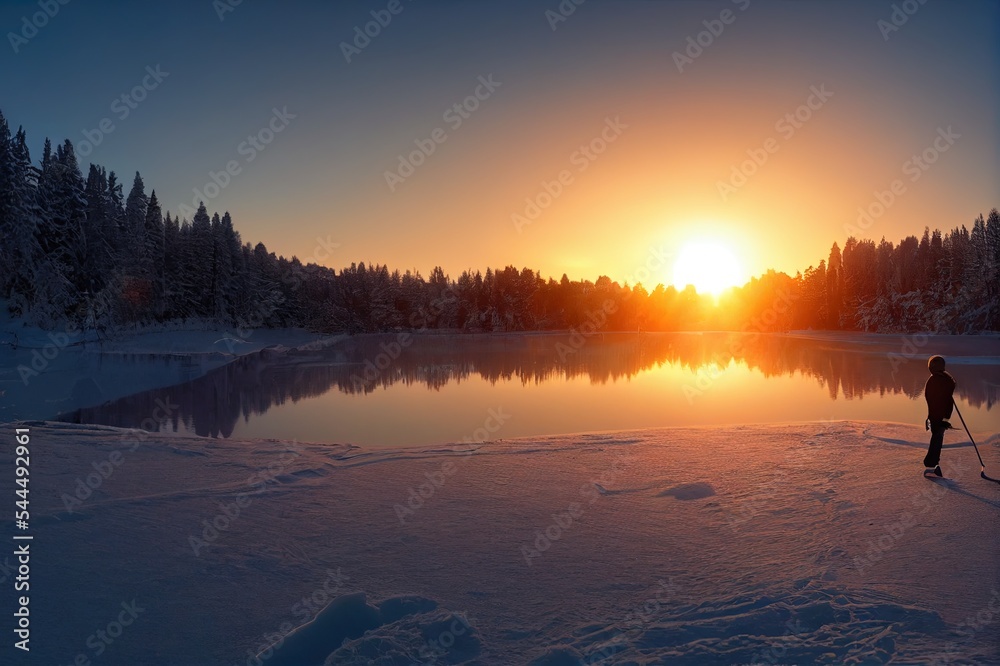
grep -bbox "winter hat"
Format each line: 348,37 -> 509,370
928,355 -> 946,373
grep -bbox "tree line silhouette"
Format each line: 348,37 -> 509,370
1,108 -> 998,335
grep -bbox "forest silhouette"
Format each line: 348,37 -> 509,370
64,332 -> 999,439
2,108 -> 998,335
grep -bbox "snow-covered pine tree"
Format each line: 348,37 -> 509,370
895,235 -> 919,295
986,209 -> 1000,330
82,164 -> 113,296
161,211 -> 181,318
0,119 -> 45,315
922,229 -> 946,319
800,262 -> 828,329
825,243 -> 842,329
960,215 -> 990,331
104,171 -> 125,262
172,216 -> 198,319
124,171 -> 149,272
189,203 -> 214,317
210,211 -> 232,320
29,140 -> 86,324
0,110 -> 17,296
244,241 -> 282,328
840,237 -> 883,330
916,228 -> 932,293
218,212 -> 245,323
144,190 -> 165,316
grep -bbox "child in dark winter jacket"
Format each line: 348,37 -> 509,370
924,355 -> 957,475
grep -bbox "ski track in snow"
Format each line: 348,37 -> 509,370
2,421 -> 998,665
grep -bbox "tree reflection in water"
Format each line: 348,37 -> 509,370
63,332 -> 999,439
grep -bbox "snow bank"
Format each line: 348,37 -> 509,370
6,420 -> 999,664
0,299 -> 341,419
254,592 -> 481,666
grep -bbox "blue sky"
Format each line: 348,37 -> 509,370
2,0 -> 997,284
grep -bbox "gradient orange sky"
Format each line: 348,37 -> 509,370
3,0 -> 997,288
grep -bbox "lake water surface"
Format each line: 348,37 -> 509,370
63,332 -> 1000,448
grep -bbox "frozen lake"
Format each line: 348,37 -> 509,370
60,332 -> 1000,448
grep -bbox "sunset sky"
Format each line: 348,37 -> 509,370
2,0 -> 997,289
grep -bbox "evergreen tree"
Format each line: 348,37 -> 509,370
802,262 -> 828,329
0,110 -> 17,293
0,111 -> 14,280
0,120 -> 43,312
30,139 -> 87,322
961,215 -> 990,331
986,209 -> 1000,329
826,242 -> 842,328
186,203 -> 213,316
144,190 -> 165,315
124,171 -> 149,269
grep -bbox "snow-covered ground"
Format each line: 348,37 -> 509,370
5,419 -> 999,665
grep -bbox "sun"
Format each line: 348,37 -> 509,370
672,241 -> 744,295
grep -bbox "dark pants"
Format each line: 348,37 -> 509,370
924,420 -> 948,468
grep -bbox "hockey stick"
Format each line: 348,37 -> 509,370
953,400 -> 1000,485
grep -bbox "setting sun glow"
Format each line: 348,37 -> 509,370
672,241 -> 744,295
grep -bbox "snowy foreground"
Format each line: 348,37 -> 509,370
5,419 -> 999,665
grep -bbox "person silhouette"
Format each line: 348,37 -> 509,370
923,355 -> 956,476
